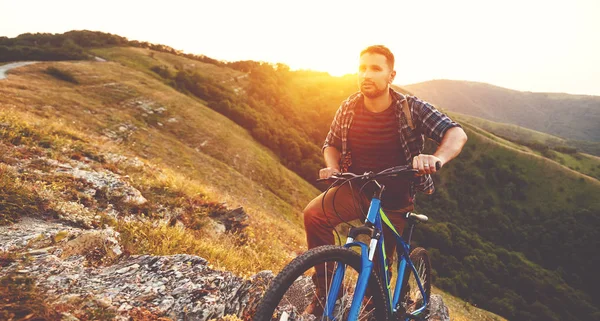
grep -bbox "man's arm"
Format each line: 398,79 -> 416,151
434,127 -> 468,165
413,126 -> 468,175
320,101 -> 346,179
320,146 -> 341,179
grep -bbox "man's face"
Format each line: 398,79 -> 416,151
358,53 -> 395,98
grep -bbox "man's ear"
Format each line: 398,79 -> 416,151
389,70 -> 396,84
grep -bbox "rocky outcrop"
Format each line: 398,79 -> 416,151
209,207 -> 249,234
50,158 -> 148,206
426,295 -> 451,321
21,254 -> 271,320
0,218 -> 270,321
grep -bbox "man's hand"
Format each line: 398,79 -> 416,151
412,154 -> 443,176
319,167 -> 340,179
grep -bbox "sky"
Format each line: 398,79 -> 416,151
1,0 -> 599,95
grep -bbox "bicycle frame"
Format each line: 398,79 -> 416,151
324,195 -> 429,321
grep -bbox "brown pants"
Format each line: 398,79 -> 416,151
303,183 -> 410,278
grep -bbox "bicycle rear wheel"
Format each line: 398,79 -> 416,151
400,247 -> 431,315
253,245 -> 389,321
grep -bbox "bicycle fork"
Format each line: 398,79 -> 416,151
324,230 -> 379,320
324,198 -> 384,320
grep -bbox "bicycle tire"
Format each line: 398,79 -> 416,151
400,247 -> 431,315
253,245 -> 389,321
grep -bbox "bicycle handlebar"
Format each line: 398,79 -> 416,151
316,161 -> 442,183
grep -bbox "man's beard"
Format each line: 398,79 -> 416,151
360,83 -> 388,98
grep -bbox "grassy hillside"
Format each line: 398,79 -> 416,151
1,31 -> 599,321
0,60 -> 316,275
449,113 -> 600,179
404,79 -> 600,143
92,46 -> 247,86
453,122 -> 600,181
451,109 -> 600,157
449,112 -> 567,146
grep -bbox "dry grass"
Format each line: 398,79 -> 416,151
434,287 -> 507,321
0,162 -> 55,225
0,61 -> 313,276
116,218 -> 300,277
0,251 -> 16,267
0,273 -> 62,321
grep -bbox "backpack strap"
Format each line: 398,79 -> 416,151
401,96 -> 415,130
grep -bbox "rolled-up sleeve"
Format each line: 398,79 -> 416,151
414,98 -> 462,144
322,105 -> 344,152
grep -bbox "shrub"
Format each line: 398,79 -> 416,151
150,65 -> 171,79
554,146 -> 577,154
45,66 -> 78,84
528,141 -> 549,152
541,149 -> 555,159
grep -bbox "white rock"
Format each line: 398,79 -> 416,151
117,302 -> 133,312
116,266 -> 130,274
95,295 -> 112,308
158,295 -> 175,312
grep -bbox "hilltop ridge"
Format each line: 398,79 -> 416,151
404,79 -> 600,144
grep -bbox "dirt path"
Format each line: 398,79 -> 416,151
0,61 -> 38,79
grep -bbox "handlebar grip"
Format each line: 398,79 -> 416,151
408,161 -> 442,171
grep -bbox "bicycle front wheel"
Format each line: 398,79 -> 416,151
401,247 -> 431,315
253,245 -> 389,321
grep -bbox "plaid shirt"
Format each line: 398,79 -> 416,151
323,88 -> 461,195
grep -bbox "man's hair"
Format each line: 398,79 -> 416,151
360,45 -> 395,70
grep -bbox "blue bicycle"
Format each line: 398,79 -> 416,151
253,164 -> 435,321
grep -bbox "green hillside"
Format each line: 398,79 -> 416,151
404,79 -> 600,144
449,112 -> 567,146
416,127 -> 599,320
1,31 -> 599,321
448,113 -> 600,179
451,110 -> 600,157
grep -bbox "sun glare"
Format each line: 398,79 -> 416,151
1,0 -> 598,94
289,61 -> 356,77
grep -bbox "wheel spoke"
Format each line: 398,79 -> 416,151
358,295 -> 373,321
